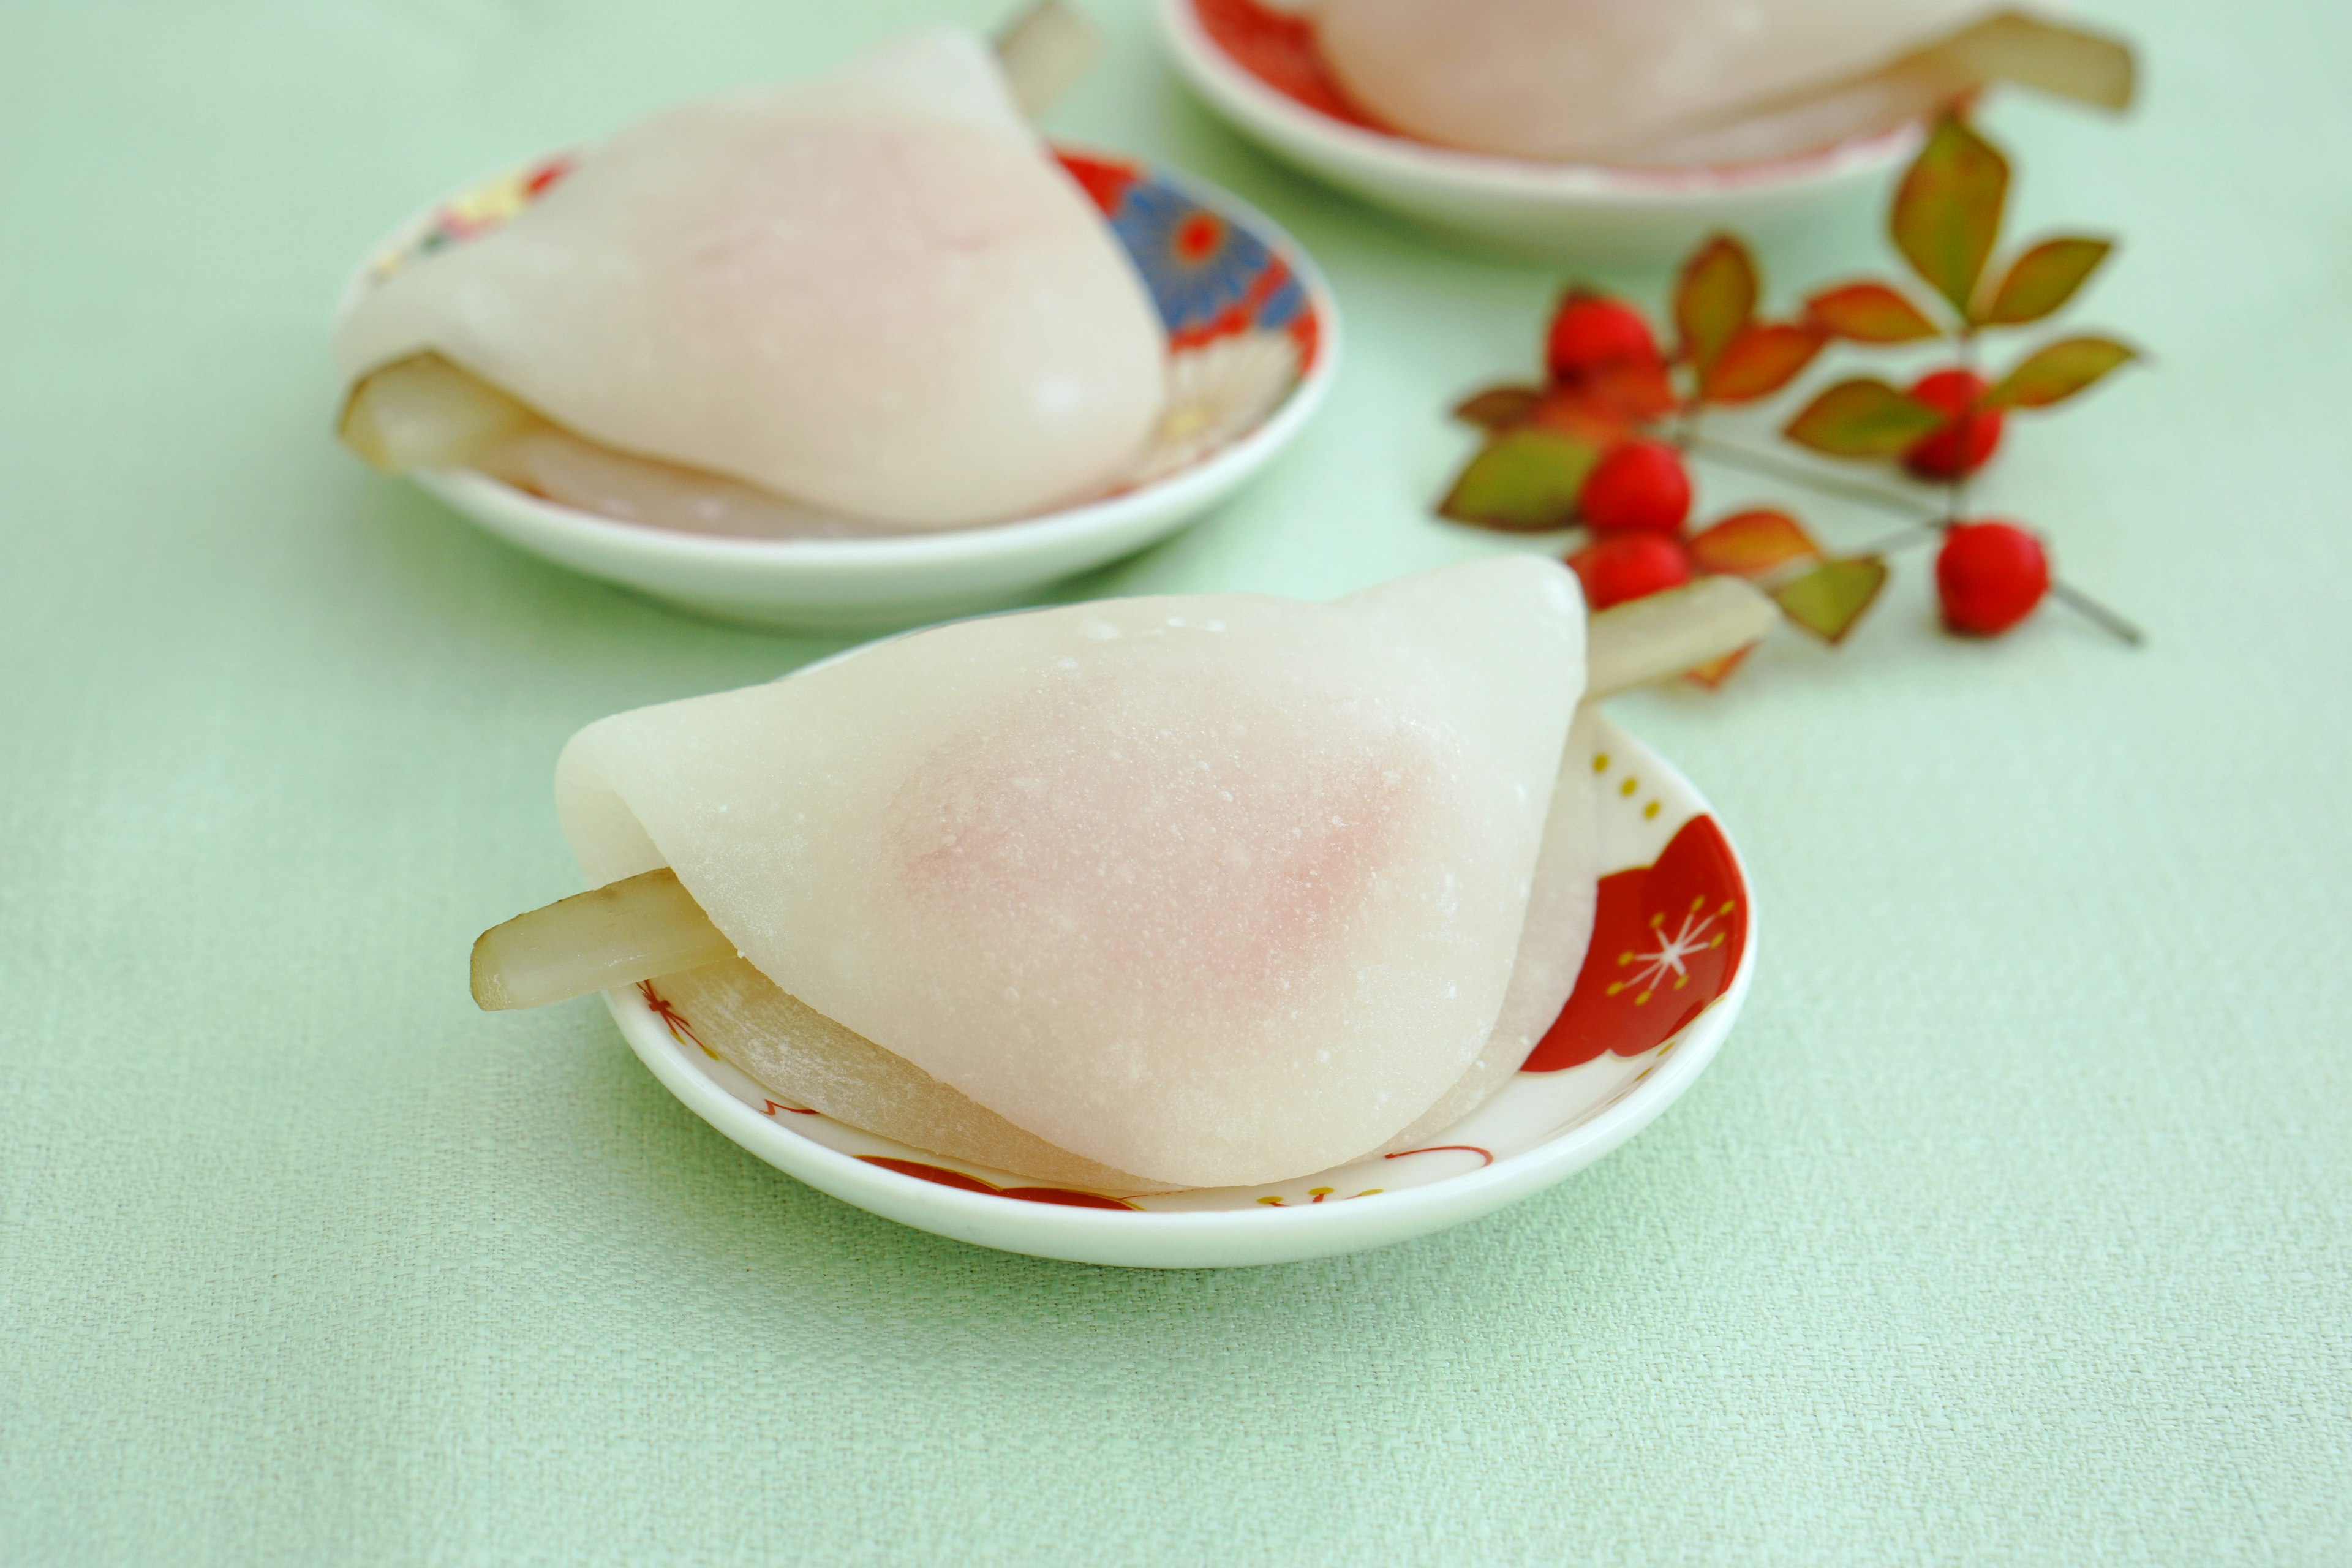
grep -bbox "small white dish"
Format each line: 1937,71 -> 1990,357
607,709 -> 1754,1268
339,148 -> 1338,634
1156,0 -> 1920,261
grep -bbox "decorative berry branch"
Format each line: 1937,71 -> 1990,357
1436,110 -> 2143,680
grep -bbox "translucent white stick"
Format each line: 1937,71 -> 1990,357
471,868 -> 736,1011
470,575 -> 1779,1011
992,1 -> 1101,121
1626,9 -> 2133,163
337,352 -> 538,475
1585,576 -> 1779,700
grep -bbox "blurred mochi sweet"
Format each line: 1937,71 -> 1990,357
334,28 -> 1167,532
1316,0 -> 2028,165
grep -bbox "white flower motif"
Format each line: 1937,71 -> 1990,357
1127,330 -> 1302,484
1607,906 -> 1724,1006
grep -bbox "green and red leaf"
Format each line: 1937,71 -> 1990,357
1687,509 -> 1822,579
1436,427 -> 1600,531
1700,322 -> 1828,403
1520,364 -> 1679,445
1452,384 -> 1545,429
1783,378 -> 1950,457
1892,114 -> 2010,320
1984,335 -> 2138,409
1675,234 -> 1758,378
1805,281 -> 1943,343
1566,356 -> 1682,423
1524,389 -> 1633,447
1772,556 -> 1889,644
1981,236 -> 2113,326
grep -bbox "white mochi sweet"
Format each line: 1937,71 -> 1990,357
647,703 -> 1599,1189
556,557 -> 1588,1188
1316,0 -> 1994,164
334,29 -> 1167,530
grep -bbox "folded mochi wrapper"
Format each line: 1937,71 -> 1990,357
556,557 -> 1600,1189
1315,0 -> 1994,163
332,28 -> 1166,530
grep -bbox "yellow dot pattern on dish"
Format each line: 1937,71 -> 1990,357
1255,1187 -> 1384,1207
1591,746 -> 1670,829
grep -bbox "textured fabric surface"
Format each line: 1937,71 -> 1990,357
1,1 -> 2347,1563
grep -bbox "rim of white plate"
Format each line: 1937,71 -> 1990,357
331,147 -> 1340,571
1155,0 -> 1923,204
606,710 -> 1755,1267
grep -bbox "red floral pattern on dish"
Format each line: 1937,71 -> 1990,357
637,981 -> 714,1058
1523,815 -> 1747,1072
1056,149 -> 1319,369
859,1156 -> 1138,1210
1386,1144 -> 1493,1168
1193,0 -> 1390,130
1057,152 -> 1141,216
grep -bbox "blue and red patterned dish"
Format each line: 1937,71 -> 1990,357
339,145 -> 1339,632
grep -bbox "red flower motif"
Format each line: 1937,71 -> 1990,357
1523,815 -> 1747,1072
1172,210 -> 1225,263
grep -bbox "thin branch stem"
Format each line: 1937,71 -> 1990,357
2049,581 -> 2146,646
1856,521 -> 1947,556
1670,368 -> 1702,449
1686,434 -> 1942,522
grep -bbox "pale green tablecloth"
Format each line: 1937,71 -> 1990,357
2,1 -> 2346,1562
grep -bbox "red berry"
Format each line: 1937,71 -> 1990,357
1936,520 -> 2049,636
1578,439 -> 1692,534
1546,292 -> 1660,383
1904,368 -> 2003,481
1569,533 -> 1693,611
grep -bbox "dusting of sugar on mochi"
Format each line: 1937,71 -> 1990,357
552,556 -> 1590,1186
